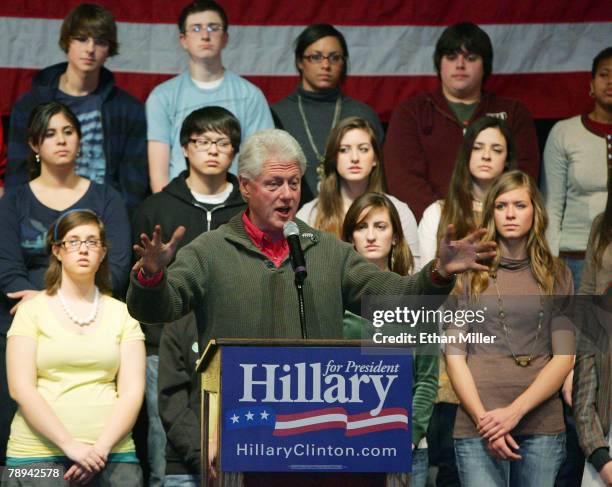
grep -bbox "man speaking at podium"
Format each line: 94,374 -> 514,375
127,128 -> 493,343
126,128 -> 494,484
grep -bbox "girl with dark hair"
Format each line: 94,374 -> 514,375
342,192 -> 414,275
272,24 -> 383,202
419,115 -> 517,265
0,101 -> 131,464
418,118 -> 517,486
446,170 -> 574,487
342,192 -> 434,487
4,210 -> 144,486
573,173 -> 612,487
542,46 -> 612,290
297,116 -> 420,264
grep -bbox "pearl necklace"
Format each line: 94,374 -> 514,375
58,287 -> 100,327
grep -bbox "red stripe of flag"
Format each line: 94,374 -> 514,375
0,1 -> 609,25
0,68 -> 592,119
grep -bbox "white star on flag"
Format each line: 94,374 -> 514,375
245,411 -> 254,421
260,410 -> 269,420
230,414 -> 240,424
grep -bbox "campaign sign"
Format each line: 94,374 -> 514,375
220,347 -> 412,472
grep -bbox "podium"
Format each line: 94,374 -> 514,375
196,338 -> 413,487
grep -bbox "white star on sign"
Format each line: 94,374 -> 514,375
260,410 -> 269,420
230,414 -> 240,424
245,411 -> 254,421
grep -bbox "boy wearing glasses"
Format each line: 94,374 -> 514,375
132,106 -> 246,487
146,0 -> 273,193
6,3 -> 148,214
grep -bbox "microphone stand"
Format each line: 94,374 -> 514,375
295,274 -> 307,339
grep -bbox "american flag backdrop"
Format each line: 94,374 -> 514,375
0,1 -> 610,119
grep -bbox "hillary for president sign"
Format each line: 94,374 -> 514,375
220,346 -> 412,472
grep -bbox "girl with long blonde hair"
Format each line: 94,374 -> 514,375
446,170 -> 574,487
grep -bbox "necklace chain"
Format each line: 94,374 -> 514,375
297,94 -> 342,170
492,273 -> 544,367
58,287 -> 100,327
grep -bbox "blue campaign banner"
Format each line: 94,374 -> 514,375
220,346 -> 413,473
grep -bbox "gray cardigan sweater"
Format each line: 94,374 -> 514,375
127,214 -> 454,343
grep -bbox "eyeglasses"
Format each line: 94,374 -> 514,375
60,239 -> 103,251
71,36 -> 110,49
189,138 -> 233,153
185,23 -> 224,35
302,53 -> 346,65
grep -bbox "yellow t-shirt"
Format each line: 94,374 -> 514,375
6,293 -> 144,460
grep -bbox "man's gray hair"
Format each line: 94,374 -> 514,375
238,129 -> 307,180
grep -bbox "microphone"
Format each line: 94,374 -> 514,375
283,221 -> 307,283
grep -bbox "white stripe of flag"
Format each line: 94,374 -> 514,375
0,17 -> 609,75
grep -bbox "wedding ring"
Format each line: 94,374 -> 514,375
476,252 -> 480,260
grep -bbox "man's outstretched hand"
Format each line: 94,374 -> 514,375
438,224 -> 497,277
132,225 -> 186,276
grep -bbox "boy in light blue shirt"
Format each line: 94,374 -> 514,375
146,0 -> 273,192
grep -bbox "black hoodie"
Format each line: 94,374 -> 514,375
131,171 -> 246,353
158,313 -> 201,475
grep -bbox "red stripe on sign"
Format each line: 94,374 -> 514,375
346,421 -> 409,436
347,407 -> 409,422
273,421 -> 347,436
0,1 -> 609,25
0,68 -> 592,120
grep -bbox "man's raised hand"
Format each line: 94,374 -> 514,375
438,224 -> 497,276
132,225 -> 186,276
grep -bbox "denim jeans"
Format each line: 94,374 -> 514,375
163,474 -> 199,487
146,355 -> 166,487
455,433 -> 566,487
411,447 -> 429,487
561,257 -> 585,293
427,402 -> 460,487
386,448 -> 428,487
555,403 -> 585,486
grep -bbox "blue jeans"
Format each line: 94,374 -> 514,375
455,434 -> 566,487
163,474 -> 199,487
561,257 -> 584,293
146,355 -> 166,487
411,447 -> 429,487
427,402 -> 460,487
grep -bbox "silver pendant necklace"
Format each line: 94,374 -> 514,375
492,273 -> 543,367
297,94 -> 342,170
58,287 -> 100,327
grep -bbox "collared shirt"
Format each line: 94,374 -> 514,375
241,211 -> 289,268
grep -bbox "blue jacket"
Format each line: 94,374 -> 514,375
0,181 -> 132,335
6,63 -> 149,213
